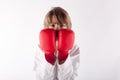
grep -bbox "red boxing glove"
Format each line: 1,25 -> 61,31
39,29 -> 56,65
58,29 -> 75,63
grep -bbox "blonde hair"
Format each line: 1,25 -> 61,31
44,7 -> 72,29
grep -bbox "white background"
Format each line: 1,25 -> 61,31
0,0 -> 120,80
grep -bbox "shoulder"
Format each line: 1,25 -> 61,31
35,44 -> 44,57
69,44 -> 80,56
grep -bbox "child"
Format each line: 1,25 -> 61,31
34,7 -> 80,80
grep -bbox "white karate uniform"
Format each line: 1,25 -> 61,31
34,44 -> 80,80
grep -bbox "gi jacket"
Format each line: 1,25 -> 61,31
34,44 -> 80,80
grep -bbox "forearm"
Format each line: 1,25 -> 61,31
34,45 -> 57,80
57,44 -> 80,80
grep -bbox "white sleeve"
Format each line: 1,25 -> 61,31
33,45 -> 57,80
57,44 -> 80,80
